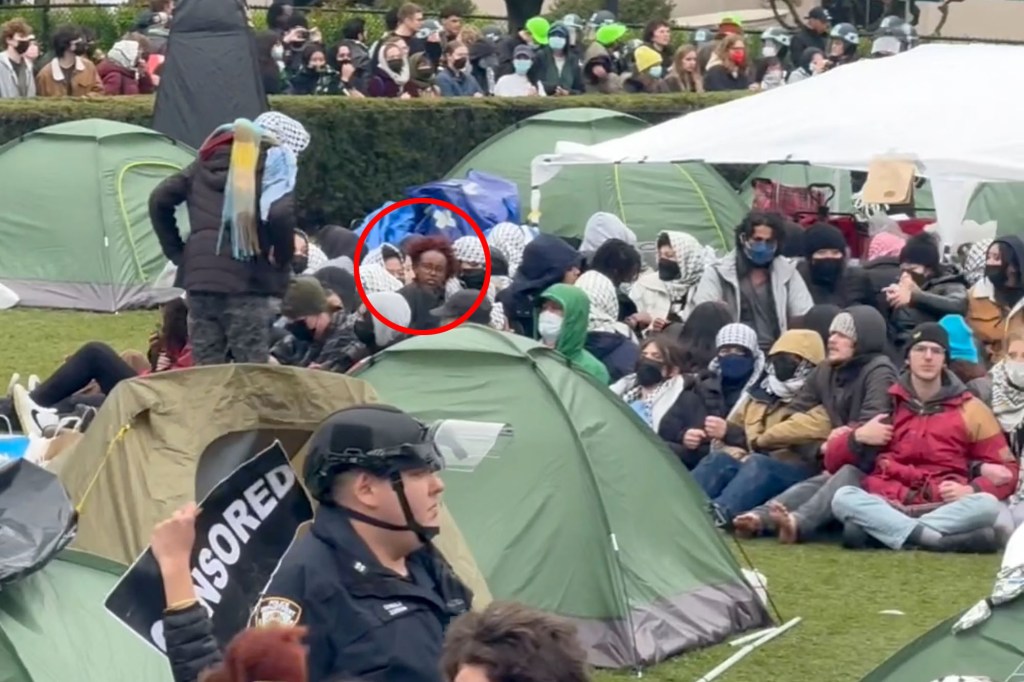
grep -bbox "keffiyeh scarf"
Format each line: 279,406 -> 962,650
488,222 -> 532,275
360,264 -> 403,293
661,230 -> 706,310
576,270 -> 629,336
963,239 -> 994,287
709,323 -> 766,416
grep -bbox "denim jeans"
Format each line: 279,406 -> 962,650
693,451 -> 814,519
831,486 -> 1003,550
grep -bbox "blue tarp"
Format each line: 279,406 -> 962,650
355,171 -> 520,252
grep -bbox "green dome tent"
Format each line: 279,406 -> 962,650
445,108 -> 746,249
0,119 -> 194,312
739,163 -> 1024,232
353,325 -> 770,669
0,550 -> 172,682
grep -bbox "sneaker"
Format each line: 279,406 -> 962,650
27,374 -> 39,392
5,373 -> 20,398
10,385 -> 58,439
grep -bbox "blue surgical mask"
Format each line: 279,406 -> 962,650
719,354 -> 755,382
513,59 -> 532,75
744,240 -> 776,266
549,36 -> 567,50
649,65 -> 663,79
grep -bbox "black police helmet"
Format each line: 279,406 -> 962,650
303,405 -> 438,504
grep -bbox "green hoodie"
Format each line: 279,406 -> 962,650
539,283 -> 611,384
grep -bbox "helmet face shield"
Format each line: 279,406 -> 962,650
427,419 -> 513,473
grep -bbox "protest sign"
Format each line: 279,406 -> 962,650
105,441 -> 312,655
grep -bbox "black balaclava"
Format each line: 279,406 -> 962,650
804,223 -> 848,288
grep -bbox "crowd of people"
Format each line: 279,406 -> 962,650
0,0 -> 921,100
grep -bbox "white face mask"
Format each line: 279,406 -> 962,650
1007,361 -> 1024,388
537,311 -> 563,345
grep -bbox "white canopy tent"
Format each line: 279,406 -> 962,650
531,43 -> 1024,244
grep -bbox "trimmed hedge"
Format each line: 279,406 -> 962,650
0,93 -> 747,228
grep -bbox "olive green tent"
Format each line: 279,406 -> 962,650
862,585 -> 1024,681
52,364 -> 492,607
353,325 -> 769,669
445,108 -> 746,249
0,119 -> 193,312
739,163 -> 1024,232
0,550 -> 172,682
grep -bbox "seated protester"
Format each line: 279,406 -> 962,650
630,230 -> 706,332
797,303 -> 841,349
355,291 -> 413,357
611,334 -> 712,468
689,212 -> 814,352
273,277 -> 367,373
707,323 -> 765,417
313,266 -> 359,314
703,35 -> 752,92
588,238 -> 642,324
575,270 -> 639,382
494,44 -> 544,96
316,224 -> 363,263
884,232 -> 968,356
251,405 -> 472,681
10,299 -> 192,436
861,231 -> 906,311
432,289 -> 493,326
399,236 -> 459,331
993,334 -> 1024,455
487,222 -> 532,281
365,242 -> 408,282
623,45 -> 664,93
449,235 -> 507,330
967,236 -> 1024,362
367,38 -> 410,98
960,238 -> 993,288
798,223 -> 872,307
288,42 -> 343,95
830,323 -> 1017,553
442,602 -> 591,682
578,212 -> 636,265
664,300 -> 735,371
534,22 -> 584,96
406,52 -> 440,97
731,305 -> 897,541
496,234 -> 581,338
360,263 -> 404,294
693,330 -> 829,525
293,228 -> 329,274
940,314 -> 990,402
537,284 -> 610,384
436,40 -> 483,97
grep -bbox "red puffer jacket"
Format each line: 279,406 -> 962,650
824,374 -> 1017,504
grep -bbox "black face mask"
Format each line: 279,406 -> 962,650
771,355 -> 801,382
452,57 -> 467,70
906,270 -> 928,287
657,259 -> 681,282
810,258 -> 845,286
387,58 -> 405,72
354,317 -> 376,347
291,256 -> 308,275
460,270 -> 487,290
635,358 -> 665,387
14,40 -> 30,55
285,319 -> 314,343
986,264 -> 1010,288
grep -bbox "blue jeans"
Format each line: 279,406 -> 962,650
831,486 -> 1003,550
693,451 -> 814,519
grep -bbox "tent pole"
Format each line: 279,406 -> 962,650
694,617 -> 802,682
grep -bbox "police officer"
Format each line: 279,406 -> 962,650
252,405 -> 473,682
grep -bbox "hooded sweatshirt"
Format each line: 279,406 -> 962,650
788,304 -> 898,470
578,212 -> 636,260
824,370 -> 1018,504
719,329 -> 830,467
539,283 -> 611,384
497,234 -> 580,338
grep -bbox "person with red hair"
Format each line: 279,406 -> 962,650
398,235 -> 460,330
200,627 -> 308,682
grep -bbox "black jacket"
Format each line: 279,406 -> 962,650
585,331 -> 639,383
252,505 -> 472,682
497,234 -> 581,338
533,46 -> 584,95
149,145 -> 296,297
887,265 -> 969,355
798,260 -> 873,308
163,602 -> 222,682
789,28 -> 828,68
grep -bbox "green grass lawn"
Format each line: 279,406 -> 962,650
0,309 -> 1002,682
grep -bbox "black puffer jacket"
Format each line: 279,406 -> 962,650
164,602 -> 221,682
888,264 -> 969,355
149,145 -> 296,297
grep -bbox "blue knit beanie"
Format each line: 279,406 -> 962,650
938,314 -> 979,364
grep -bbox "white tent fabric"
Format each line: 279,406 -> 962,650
531,44 -> 1024,243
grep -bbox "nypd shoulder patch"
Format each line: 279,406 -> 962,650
254,597 -> 303,627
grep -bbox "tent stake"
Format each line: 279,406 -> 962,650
695,617 -> 802,682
